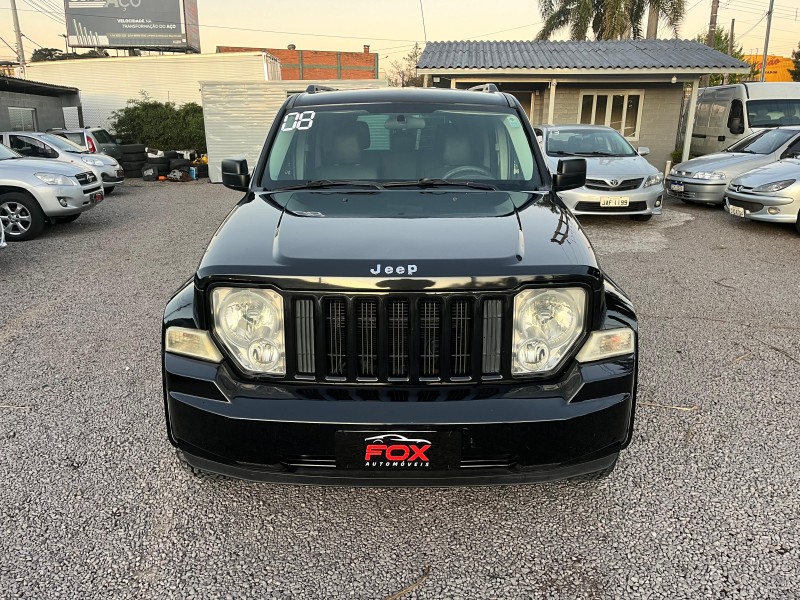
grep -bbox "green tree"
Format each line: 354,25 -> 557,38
790,42 -> 800,82
111,93 -> 206,152
388,43 -> 424,87
695,28 -> 758,86
31,48 -> 62,62
537,0 -> 685,41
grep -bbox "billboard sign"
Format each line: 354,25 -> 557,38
65,0 -> 201,52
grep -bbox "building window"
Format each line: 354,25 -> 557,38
8,107 -> 38,132
578,91 -> 644,140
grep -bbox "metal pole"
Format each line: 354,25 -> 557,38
701,0 -> 720,87
9,0 -> 26,77
760,0 -> 775,82
724,19 -> 735,84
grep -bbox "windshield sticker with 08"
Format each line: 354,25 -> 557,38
282,111 -> 316,132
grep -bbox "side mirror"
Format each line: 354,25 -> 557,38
729,118 -> 744,135
552,158 -> 586,192
45,148 -> 59,159
637,147 -> 650,156
222,158 -> 250,191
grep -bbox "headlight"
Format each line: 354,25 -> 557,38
753,179 -> 795,193
643,173 -> 663,188
512,288 -> 586,375
34,172 -> 77,186
212,287 -> 285,375
692,171 -> 726,180
81,156 -> 105,166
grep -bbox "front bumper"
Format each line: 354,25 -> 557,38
665,177 -> 727,204
101,168 -> 125,189
164,352 -> 637,486
34,183 -> 103,217
558,185 -> 663,216
725,189 -> 800,223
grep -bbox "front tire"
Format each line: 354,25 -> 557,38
0,192 -> 46,241
630,214 -> 653,222
55,214 -> 81,224
795,215 -> 800,236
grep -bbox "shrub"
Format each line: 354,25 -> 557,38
671,148 -> 683,165
110,93 -> 206,152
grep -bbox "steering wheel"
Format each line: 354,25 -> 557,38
441,165 -> 494,180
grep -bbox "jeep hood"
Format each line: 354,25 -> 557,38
0,157 -> 88,176
196,191 -> 600,285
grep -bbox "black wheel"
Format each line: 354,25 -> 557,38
795,215 -> 800,236
0,192 -> 46,241
630,214 -> 653,222
125,169 -> 143,178
169,158 -> 191,171
164,150 -> 181,159
120,143 -> 146,153
55,214 -> 81,224
148,156 -> 170,165
570,460 -> 617,481
176,451 -> 231,480
104,186 -> 115,195
122,160 -> 146,171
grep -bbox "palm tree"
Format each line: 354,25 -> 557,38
536,0 -> 684,41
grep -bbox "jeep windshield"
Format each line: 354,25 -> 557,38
261,103 -> 542,192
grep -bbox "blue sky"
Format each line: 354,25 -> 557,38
1,0 -> 797,64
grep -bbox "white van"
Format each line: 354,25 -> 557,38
689,82 -> 800,157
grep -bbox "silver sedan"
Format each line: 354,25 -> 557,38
725,157 -> 800,235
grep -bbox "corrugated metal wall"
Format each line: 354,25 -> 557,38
26,53 -> 275,129
201,79 -> 388,182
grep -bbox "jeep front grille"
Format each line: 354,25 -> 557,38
291,294 -> 505,383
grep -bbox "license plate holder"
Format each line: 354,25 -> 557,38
728,204 -> 745,217
335,430 -> 461,471
600,196 -> 630,207
93,192 -> 104,203
669,182 -> 684,192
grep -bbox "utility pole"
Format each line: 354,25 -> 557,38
9,0 -> 26,77
701,0 -> 720,87
724,19 -> 735,84
760,0 -> 775,82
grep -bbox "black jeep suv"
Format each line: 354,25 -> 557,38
162,85 -> 638,485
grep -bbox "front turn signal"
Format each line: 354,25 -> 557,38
575,328 -> 635,363
165,327 -> 223,363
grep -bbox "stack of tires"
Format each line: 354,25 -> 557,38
120,144 -> 147,178
145,151 -> 179,179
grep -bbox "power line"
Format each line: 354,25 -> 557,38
18,0 -> 65,25
0,7 -> 420,43
21,33 -> 43,48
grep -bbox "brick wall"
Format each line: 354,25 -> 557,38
217,46 -> 379,80
539,82 -> 683,169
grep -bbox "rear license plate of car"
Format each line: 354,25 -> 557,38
670,183 -> 684,192
600,196 -> 629,207
729,204 -> 745,217
335,431 -> 461,470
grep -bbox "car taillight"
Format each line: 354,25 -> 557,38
87,137 -> 96,153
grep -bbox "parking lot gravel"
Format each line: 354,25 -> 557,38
1,181 -> 798,599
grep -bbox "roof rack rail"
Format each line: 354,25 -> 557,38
468,83 -> 499,93
305,84 -> 338,94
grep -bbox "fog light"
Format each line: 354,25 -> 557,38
655,197 -> 662,207
767,207 -> 780,215
57,198 -> 68,207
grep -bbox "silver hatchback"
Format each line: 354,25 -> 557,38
666,127 -> 800,205
725,157 -> 800,235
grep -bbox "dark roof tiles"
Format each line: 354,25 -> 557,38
418,40 -> 749,71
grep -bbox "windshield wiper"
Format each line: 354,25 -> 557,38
384,178 -> 498,191
269,179 -> 384,192
573,151 -> 617,156
548,150 -> 579,156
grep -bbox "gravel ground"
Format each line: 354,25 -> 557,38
1,182 -> 798,599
